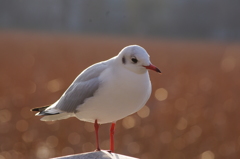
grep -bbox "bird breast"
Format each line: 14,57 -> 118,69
75,67 -> 152,124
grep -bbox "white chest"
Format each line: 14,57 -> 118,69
75,68 -> 152,124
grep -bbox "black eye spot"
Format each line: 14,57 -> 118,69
122,56 -> 126,64
131,57 -> 138,64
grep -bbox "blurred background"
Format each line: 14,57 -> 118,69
0,1 -> 240,159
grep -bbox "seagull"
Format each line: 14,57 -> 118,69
31,45 -> 161,152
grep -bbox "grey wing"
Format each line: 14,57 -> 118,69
56,78 -> 99,112
55,61 -> 108,112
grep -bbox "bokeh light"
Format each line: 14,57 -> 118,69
221,56 -> 236,72
176,117 -> 188,130
62,147 -> 74,156
137,105 -> 150,118
46,136 -> 59,148
81,143 -> 94,153
22,130 -> 38,143
0,109 -> 12,123
47,79 -> 64,93
201,151 -> 215,159
36,145 -> 52,159
127,142 -> 140,155
68,132 -> 81,145
0,32 -> 240,159
122,116 -> 136,129
155,88 -> 168,101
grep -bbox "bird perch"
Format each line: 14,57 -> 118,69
52,151 -> 137,159
51,150 -> 138,159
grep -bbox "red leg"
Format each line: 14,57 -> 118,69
110,123 -> 116,152
94,119 -> 100,151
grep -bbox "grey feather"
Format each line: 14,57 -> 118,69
55,61 -> 108,112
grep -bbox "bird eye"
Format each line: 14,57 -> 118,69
131,57 -> 138,64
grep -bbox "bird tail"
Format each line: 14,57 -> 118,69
30,105 -> 73,121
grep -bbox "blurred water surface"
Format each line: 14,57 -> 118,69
0,32 -> 240,159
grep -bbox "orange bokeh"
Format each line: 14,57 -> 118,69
0,32 -> 240,159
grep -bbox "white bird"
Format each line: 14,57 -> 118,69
31,45 -> 161,152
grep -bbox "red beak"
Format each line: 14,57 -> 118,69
144,64 -> 161,74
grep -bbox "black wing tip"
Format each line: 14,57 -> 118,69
38,112 -> 60,116
30,105 -> 50,112
31,108 -> 40,112
31,105 -> 60,116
